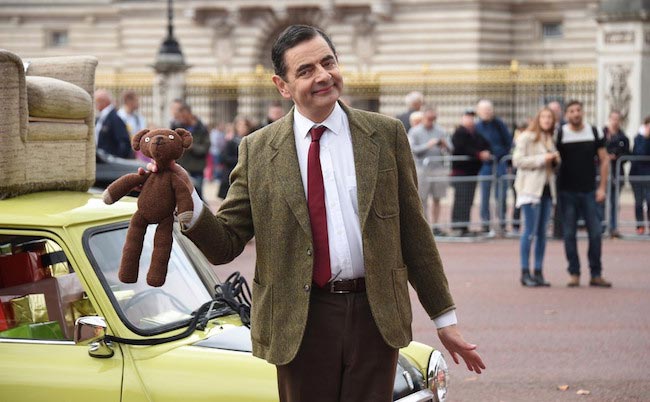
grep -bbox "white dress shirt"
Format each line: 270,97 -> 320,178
117,108 -> 147,135
94,104 -> 114,144
188,103 -> 457,328
293,103 -> 365,282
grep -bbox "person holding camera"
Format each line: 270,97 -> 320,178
513,107 -> 560,287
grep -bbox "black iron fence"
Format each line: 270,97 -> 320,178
96,64 -> 597,130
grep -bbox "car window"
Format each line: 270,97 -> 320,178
0,235 -> 93,341
86,225 -> 211,335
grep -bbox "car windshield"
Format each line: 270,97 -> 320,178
86,224 -> 212,335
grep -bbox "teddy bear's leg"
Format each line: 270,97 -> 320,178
146,216 -> 174,287
119,212 -> 148,284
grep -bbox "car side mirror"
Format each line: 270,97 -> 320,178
74,316 -> 114,359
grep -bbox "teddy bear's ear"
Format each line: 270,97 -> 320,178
175,128 -> 193,149
132,129 -> 150,151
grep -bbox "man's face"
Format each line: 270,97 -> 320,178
268,106 -> 284,122
126,97 -> 139,111
548,102 -> 562,120
178,109 -> 192,125
566,104 -> 583,127
461,114 -> 475,131
170,102 -> 183,122
477,103 -> 494,121
272,36 -> 343,121
423,111 -> 436,129
608,112 -> 621,130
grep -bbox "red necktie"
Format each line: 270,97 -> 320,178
307,125 -> 331,288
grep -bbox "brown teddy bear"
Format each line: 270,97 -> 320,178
103,128 -> 194,287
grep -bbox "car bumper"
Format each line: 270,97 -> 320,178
396,389 -> 436,402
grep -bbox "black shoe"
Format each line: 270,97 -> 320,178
521,271 -> 538,287
533,271 -> 551,287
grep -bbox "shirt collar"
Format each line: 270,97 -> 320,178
294,102 -> 345,139
99,104 -> 114,121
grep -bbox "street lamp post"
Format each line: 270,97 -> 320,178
152,0 -> 190,127
510,59 -> 519,132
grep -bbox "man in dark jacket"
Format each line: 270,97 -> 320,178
630,116 -> 650,235
475,100 -> 512,234
450,109 -> 492,236
173,102 -> 210,198
94,89 -> 132,159
602,110 -> 630,237
396,91 -> 423,132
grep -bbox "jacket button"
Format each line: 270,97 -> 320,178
303,284 -> 311,292
307,249 -> 312,256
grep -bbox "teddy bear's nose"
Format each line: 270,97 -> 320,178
154,136 -> 165,145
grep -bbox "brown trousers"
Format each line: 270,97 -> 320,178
276,287 -> 399,402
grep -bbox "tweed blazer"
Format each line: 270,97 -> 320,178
183,102 -> 455,365
512,131 -> 559,203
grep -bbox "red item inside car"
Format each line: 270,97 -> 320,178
0,252 -> 50,288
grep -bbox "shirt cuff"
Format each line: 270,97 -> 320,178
187,189 -> 204,229
433,309 -> 457,329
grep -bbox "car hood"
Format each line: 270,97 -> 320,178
192,325 -> 252,352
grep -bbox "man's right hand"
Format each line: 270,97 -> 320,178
478,150 -> 491,162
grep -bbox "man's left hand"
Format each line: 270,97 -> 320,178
437,325 -> 485,374
596,188 -> 606,203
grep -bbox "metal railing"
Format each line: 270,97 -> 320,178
417,154 -> 650,241
615,155 -> 650,238
96,65 -> 597,130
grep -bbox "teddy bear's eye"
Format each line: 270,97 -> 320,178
168,135 -> 174,140
145,137 -> 151,143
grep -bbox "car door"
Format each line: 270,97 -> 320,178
0,340 -> 124,402
0,230 -> 124,402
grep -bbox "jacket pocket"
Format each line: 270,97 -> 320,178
251,280 -> 272,346
373,167 -> 399,218
392,266 -> 412,326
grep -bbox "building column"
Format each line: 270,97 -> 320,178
596,2 -> 650,135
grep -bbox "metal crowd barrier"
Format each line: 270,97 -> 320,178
417,154 -> 650,241
615,155 -> 650,239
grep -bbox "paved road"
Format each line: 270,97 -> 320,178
213,234 -> 650,402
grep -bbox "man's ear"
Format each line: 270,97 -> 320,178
272,75 -> 292,100
132,129 -> 149,151
175,128 -> 193,148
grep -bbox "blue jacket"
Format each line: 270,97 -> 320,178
630,133 -> 650,176
97,108 -> 132,159
475,117 -> 512,174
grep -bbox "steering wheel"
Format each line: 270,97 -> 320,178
121,288 -> 188,315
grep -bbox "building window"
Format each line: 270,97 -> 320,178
48,30 -> 69,47
542,22 -> 563,39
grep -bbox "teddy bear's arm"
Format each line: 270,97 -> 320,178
103,172 -> 150,204
171,173 -> 194,214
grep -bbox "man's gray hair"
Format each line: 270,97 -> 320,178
405,91 -> 424,107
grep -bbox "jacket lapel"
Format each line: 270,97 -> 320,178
342,104 -> 380,231
269,109 -> 312,238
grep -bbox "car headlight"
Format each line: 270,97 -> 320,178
427,350 -> 449,402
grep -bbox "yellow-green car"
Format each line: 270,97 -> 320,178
0,191 -> 449,402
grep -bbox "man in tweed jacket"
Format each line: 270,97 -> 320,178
180,25 -> 484,402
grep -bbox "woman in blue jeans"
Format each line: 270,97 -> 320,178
513,107 -> 561,287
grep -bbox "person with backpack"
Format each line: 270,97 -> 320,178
555,100 -> 612,288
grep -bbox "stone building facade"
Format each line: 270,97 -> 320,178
0,0 -> 648,134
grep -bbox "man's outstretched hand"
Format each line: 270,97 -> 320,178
437,325 -> 485,374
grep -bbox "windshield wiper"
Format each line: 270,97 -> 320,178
106,300 -> 215,346
104,272 -> 252,346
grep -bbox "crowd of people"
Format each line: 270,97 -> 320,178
93,86 -> 650,291
399,91 -> 650,288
